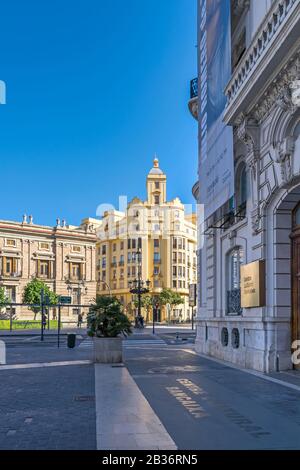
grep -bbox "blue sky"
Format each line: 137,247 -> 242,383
0,0 -> 197,226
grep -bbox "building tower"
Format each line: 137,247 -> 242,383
146,157 -> 167,206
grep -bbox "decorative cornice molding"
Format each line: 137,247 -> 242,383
253,53 -> 300,122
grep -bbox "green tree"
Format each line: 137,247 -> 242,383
22,278 -> 57,320
0,286 -> 9,320
87,295 -> 132,338
0,287 -> 8,307
158,288 -> 184,322
133,294 -> 153,322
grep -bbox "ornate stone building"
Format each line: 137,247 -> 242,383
0,216 -> 97,319
96,159 -> 197,322
190,0 -> 300,372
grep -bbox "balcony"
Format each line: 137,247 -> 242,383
188,78 -> 198,121
227,289 -> 242,315
0,272 -> 22,280
224,0 -> 300,124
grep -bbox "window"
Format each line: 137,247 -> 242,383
40,242 -> 50,251
6,239 -> 16,247
173,238 -> 177,249
155,195 -> 160,205
3,257 -> 17,276
154,266 -> 159,276
173,266 -> 177,277
71,263 -> 81,280
154,239 -> 159,248
102,258 -> 106,268
39,260 -> 50,278
132,239 -> 136,250
120,241 -> 124,250
102,245 -> 106,255
72,245 -> 81,253
235,161 -> 248,212
178,238 -> 183,249
113,243 -> 116,252
5,286 -> 16,302
227,247 -> 244,315
128,239 -> 131,249
154,252 -> 161,263
154,224 -> 160,232
173,280 -> 177,288
120,255 -> 124,265
155,182 -> 160,189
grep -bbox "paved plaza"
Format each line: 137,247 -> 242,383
0,327 -> 300,450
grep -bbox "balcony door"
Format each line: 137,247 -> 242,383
291,204 -> 300,369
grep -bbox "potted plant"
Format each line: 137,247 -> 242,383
87,296 -> 132,363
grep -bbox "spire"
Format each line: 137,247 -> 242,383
153,155 -> 159,168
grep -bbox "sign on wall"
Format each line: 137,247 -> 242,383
198,0 -> 234,218
241,261 -> 266,308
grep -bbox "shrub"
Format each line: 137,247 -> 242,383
87,296 -> 132,338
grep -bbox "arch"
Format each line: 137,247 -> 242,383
263,181 -> 300,371
235,159 -> 248,209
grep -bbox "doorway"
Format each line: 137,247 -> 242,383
291,203 -> 300,369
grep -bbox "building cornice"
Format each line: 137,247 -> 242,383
224,0 -> 300,124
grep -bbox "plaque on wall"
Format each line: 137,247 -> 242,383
241,260 -> 265,308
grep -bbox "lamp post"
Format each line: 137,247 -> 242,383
97,279 -> 112,297
129,249 -> 150,324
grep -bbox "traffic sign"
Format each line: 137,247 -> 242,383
59,296 -> 72,305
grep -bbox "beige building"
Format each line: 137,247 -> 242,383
96,159 -> 197,322
0,216 -> 97,319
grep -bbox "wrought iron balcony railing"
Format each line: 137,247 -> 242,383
227,289 -> 242,315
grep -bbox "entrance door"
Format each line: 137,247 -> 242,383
291,204 -> 300,369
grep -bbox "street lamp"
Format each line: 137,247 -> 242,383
129,249 -> 151,323
97,278 -> 112,297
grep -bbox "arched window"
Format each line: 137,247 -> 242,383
235,161 -> 248,210
227,247 -> 244,315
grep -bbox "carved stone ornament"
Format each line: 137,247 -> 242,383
236,114 -> 260,171
251,206 -> 260,235
232,0 -> 250,16
253,54 -> 300,122
274,137 -> 295,185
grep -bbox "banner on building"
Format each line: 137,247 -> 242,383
198,0 -> 234,219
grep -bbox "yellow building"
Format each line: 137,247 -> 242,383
0,216 -> 97,320
96,159 -> 197,322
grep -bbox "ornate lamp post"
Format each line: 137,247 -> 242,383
129,249 -> 151,322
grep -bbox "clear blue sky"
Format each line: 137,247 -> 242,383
0,0 -> 197,226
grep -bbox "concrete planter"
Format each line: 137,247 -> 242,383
93,337 -> 123,364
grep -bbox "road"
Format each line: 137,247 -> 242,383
1,328 -> 300,450
124,340 -> 300,450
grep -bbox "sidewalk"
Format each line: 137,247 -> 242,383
95,364 -> 176,450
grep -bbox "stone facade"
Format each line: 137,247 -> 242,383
96,159 -> 197,322
0,216 -> 97,320
192,0 -> 300,372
